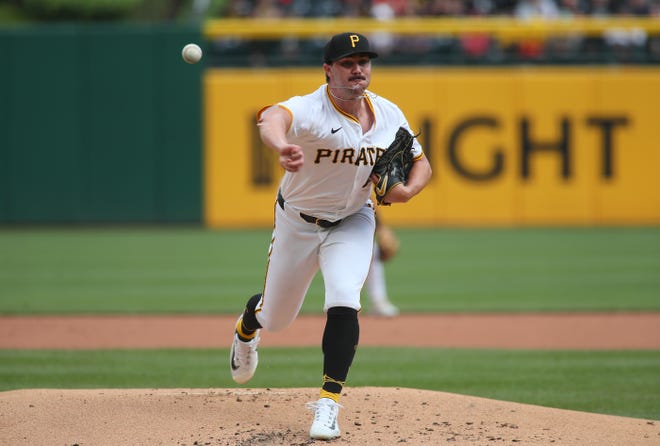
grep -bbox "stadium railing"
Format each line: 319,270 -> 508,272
202,17 -> 660,66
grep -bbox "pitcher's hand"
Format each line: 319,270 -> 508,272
279,145 -> 304,172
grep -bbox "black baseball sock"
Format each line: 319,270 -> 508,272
321,306 -> 359,401
236,294 -> 263,341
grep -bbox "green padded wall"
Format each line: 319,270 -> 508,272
0,24 -> 202,223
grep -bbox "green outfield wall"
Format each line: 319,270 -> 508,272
0,25 -> 202,223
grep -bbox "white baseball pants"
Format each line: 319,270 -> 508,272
255,199 -> 375,332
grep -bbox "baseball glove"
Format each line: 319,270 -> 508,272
371,127 -> 415,205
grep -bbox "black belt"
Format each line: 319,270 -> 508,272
277,191 -> 342,228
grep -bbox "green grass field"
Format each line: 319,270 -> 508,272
1,227 -> 659,314
1,227 -> 659,420
1,348 -> 658,420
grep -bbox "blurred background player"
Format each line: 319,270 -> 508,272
365,214 -> 400,317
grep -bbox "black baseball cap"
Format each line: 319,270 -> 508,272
323,32 -> 378,64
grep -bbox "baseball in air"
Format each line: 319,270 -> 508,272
181,43 -> 203,64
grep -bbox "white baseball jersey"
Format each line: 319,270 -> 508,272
259,84 -> 424,221
254,84 -> 424,331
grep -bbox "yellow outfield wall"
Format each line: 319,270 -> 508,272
204,67 -> 660,228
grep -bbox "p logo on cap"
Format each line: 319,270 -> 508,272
323,32 -> 379,63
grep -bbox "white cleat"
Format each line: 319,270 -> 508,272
229,331 -> 260,384
370,300 -> 400,317
308,397 -> 341,440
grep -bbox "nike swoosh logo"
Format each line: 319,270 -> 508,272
230,347 -> 239,371
374,175 -> 388,196
331,127 -> 342,134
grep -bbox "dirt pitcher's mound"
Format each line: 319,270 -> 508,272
1,387 -> 657,446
